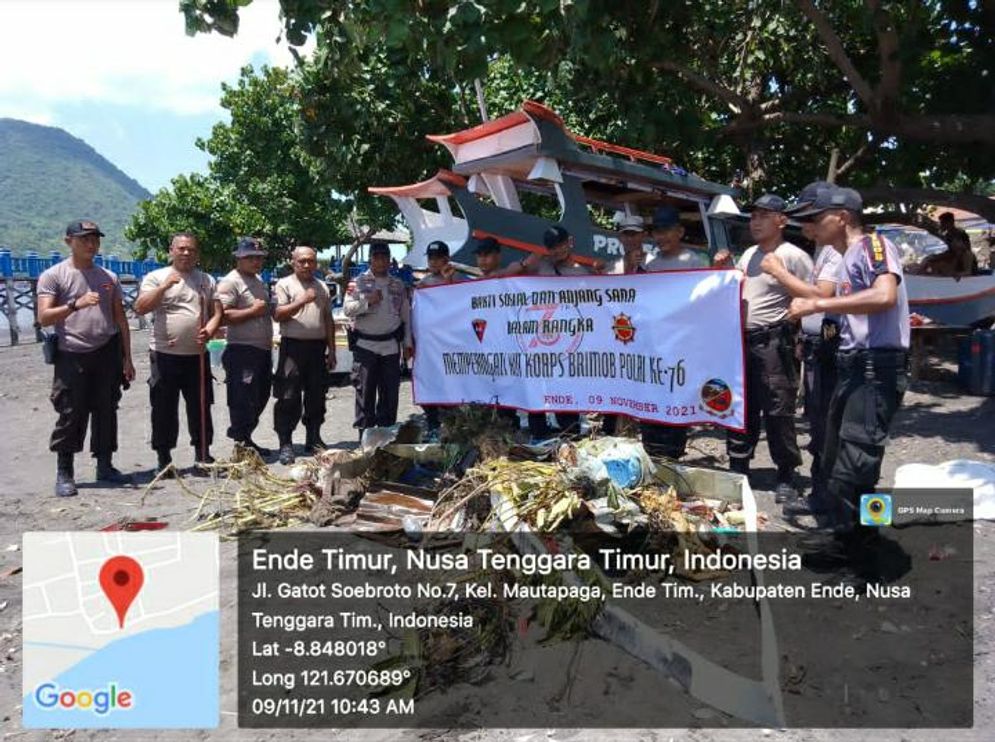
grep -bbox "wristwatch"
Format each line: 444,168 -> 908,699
67,299 -> 77,313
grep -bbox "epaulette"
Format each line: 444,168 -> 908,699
863,234 -> 888,275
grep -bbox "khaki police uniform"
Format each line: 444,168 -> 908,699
217,269 -> 273,444
273,274 -> 333,447
727,242 -> 813,483
140,267 -> 216,457
344,270 -> 412,430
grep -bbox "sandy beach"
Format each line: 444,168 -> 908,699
0,328 -> 992,742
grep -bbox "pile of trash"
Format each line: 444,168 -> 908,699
168,406 -> 758,553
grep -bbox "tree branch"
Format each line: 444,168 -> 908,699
835,139 -> 874,179
722,110 -> 995,146
860,187 -> 995,224
794,0 -> 876,107
652,60 -> 749,114
866,0 -> 902,112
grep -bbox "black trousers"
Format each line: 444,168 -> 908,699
823,350 -> 907,532
727,325 -> 802,477
273,337 -> 327,444
223,344 -> 272,442
149,351 -> 213,454
802,333 -> 839,504
49,334 -> 122,456
641,423 -> 689,459
528,412 -> 580,439
352,347 -> 401,429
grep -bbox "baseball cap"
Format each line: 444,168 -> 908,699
65,220 -> 104,238
369,241 -> 391,257
617,215 -> 645,233
793,186 -> 863,220
650,205 -> 681,230
543,225 -> 570,248
747,194 -> 787,213
232,237 -> 266,258
426,240 -> 450,258
474,237 -> 500,254
787,180 -> 832,214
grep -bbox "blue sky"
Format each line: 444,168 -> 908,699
0,1 -> 310,192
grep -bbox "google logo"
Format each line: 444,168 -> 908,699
33,682 -> 134,715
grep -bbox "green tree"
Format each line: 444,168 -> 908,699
126,65 -> 348,269
179,0 -> 995,219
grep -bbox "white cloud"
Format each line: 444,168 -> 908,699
0,0 -> 311,117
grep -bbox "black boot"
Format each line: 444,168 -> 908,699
96,454 -> 131,485
278,441 -> 296,465
193,446 -> 215,465
55,452 -> 77,498
305,428 -> 327,453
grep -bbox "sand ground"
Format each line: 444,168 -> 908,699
0,329 -> 991,742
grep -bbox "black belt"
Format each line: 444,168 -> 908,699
353,326 -> 403,342
837,348 -> 908,370
745,321 -> 794,344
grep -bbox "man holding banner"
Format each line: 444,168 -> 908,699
417,241 -> 459,435
726,195 -> 813,502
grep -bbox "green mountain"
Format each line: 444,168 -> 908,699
0,119 -> 150,257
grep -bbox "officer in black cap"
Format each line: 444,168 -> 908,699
217,237 -> 274,456
726,194 -> 813,502
344,241 -> 413,436
522,226 -> 593,438
474,237 -> 535,278
419,241 -> 459,287
416,241 -> 460,434
789,186 -> 910,550
784,181 -> 845,516
37,220 -> 136,496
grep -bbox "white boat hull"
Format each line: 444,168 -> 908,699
906,274 -> 995,326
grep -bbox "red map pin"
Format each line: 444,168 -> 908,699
99,556 -> 144,629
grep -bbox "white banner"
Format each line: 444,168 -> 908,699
412,270 -> 745,431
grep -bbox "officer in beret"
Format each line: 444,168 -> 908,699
344,241 -> 413,437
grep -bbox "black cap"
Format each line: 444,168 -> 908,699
65,220 -> 104,238
232,237 -> 266,258
474,237 -> 500,254
426,240 -> 450,258
793,186 -> 863,220
650,205 -> 681,230
748,194 -> 787,213
787,180 -> 832,213
370,241 -> 391,257
542,225 -> 570,248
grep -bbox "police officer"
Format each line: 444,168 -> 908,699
524,225 -> 592,438
645,206 -> 708,270
36,219 -> 136,496
783,182 -> 845,516
467,237 -> 531,430
789,186 -> 910,546
135,232 -> 223,473
344,241 -> 413,436
416,240 -> 460,435
273,246 -> 337,464
726,195 -> 813,501
218,237 -> 273,456
475,236 -> 533,278
641,206 -> 706,458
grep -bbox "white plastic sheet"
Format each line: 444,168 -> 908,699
893,459 -> 995,519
